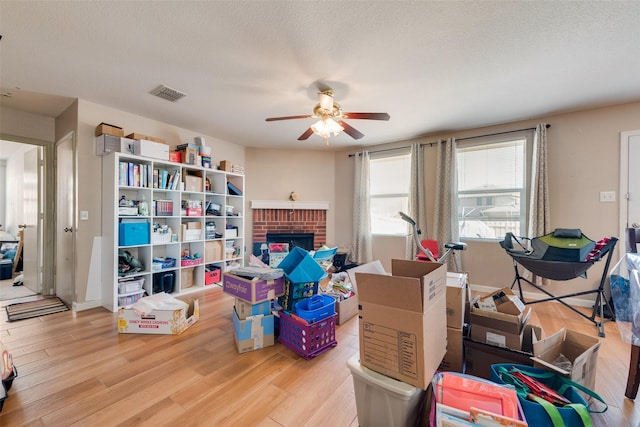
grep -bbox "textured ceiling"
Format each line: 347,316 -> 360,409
1,1 -> 640,150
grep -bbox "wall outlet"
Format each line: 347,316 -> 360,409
599,191 -> 616,202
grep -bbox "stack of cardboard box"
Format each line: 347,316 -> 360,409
222,273 -> 285,353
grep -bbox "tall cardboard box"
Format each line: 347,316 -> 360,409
532,327 -> 600,391
445,272 -> 467,329
356,259 -> 447,389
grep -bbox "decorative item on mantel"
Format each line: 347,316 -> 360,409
289,192 -> 300,201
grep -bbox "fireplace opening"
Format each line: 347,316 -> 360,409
266,233 -> 314,252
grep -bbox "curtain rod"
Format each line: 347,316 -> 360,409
348,145 -> 410,157
456,124 -> 550,142
348,124 -> 551,156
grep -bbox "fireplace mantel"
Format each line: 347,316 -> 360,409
250,200 -> 329,210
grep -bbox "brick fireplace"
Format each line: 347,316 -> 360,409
251,201 -> 329,250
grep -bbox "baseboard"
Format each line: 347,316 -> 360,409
469,284 -> 596,309
72,300 -> 102,312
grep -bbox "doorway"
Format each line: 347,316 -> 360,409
0,137 -> 50,300
619,129 -> 640,241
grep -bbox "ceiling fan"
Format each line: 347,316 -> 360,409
265,89 -> 390,144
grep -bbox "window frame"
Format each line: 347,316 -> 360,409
455,131 -> 534,242
368,148 -> 412,236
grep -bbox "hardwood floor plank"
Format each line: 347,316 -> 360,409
0,286 -> 637,426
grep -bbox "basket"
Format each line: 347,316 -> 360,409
117,278 -> 145,294
278,311 -> 337,359
180,258 -> 202,267
118,291 -> 145,306
295,294 -> 335,323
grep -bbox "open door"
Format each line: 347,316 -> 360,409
619,130 -> 640,240
22,147 -> 43,294
55,133 -> 75,305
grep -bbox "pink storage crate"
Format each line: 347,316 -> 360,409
278,311 -> 337,360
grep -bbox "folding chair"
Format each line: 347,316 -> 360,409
500,229 -> 618,337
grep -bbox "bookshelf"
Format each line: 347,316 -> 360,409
101,152 -> 245,312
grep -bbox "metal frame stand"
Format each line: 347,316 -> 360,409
510,237 -> 618,338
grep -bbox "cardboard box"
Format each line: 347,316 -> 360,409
184,174 -> 202,192
126,132 -> 166,144
205,240 -> 224,263
471,321 -> 527,350
219,160 -> 232,171
464,324 -> 542,380
438,327 -> 464,372
232,307 -> 275,353
96,134 -> 137,156
181,267 -> 194,289
336,295 -> 358,325
132,138 -> 170,161
180,147 -> 198,165
476,287 -> 525,316
95,122 -> 124,137
117,298 -> 199,335
235,298 -> 271,320
223,273 -> 285,304
181,222 -> 202,241
532,327 -> 600,391
446,272 -> 467,329
470,305 -> 531,335
356,259 -> 447,389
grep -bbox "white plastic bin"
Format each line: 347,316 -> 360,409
347,354 -> 425,427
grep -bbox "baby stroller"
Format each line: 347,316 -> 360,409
399,212 -> 467,263
500,229 -> 618,337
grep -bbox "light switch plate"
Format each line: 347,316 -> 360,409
599,191 -> 616,202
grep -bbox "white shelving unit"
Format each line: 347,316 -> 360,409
101,152 -> 245,312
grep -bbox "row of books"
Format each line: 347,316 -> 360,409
119,162 -> 152,188
154,200 -> 174,216
118,162 -> 181,190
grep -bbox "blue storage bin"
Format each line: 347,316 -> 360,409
278,246 -> 327,283
119,221 -> 150,246
295,294 -> 336,323
0,259 -> 13,280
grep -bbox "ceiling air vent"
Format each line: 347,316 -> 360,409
150,84 -> 187,102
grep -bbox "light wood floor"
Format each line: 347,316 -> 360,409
0,286 -> 638,426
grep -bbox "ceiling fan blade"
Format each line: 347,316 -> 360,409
265,115 -> 313,122
337,120 -> 364,140
341,112 -> 390,121
297,128 -> 314,140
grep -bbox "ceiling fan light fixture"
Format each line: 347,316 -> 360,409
311,117 -> 343,142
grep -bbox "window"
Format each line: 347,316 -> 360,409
369,151 -> 411,235
457,136 -> 529,239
